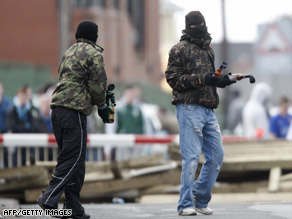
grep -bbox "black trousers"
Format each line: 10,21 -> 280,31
39,107 -> 87,214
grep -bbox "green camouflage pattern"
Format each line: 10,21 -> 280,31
51,38 -> 107,116
165,34 -> 220,109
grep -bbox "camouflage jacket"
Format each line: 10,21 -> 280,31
165,34 -> 224,109
51,38 -> 107,116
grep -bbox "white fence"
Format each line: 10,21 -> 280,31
0,134 -> 177,169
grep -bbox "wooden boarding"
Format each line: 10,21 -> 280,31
268,167 -> 281,192
221,159 -> 292,171
0,166 -> 47,179
86,154 -> 165,172
24,168 -> 181,202
213,181 -> 269,193
124,161 -> 178,179
0,174 -> 48,192
169,140 -> 292,171
1,154 -> 169,198
168,140 -> 292,195
215,168 -> 292,193
81,168 -> 181,198
34,154 -> 165,172
222,141 -> 292,171
1,140 -> 292,203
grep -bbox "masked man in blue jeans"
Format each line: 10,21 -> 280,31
165,11 -> 236,216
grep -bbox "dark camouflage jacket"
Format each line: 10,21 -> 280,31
51,38 -> 107,116
166,34 -> 224,109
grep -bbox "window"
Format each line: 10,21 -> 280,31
73,0 -> 105,8
127,0 -> 145,51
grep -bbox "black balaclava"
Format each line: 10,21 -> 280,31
75,21 -> 98,43
184,11 -> 209,39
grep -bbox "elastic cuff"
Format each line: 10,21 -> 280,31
98,104 -> 107,109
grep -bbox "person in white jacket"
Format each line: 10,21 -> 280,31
286,121 -> 292,141
242,82 -> 272,139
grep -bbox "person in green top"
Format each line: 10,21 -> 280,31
116,84 -> 145,134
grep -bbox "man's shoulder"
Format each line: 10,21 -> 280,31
71,42 -> 104,57
271,114 -> 285,121
170,40 -> 190,52
169,40 -> 202,57
85,43 -> 104,55
2,97 -> 12,106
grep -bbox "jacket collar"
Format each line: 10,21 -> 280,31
77,38 -> 104,52
180,31 -> 211,49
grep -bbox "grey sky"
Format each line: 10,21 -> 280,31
170,0 -> 292,42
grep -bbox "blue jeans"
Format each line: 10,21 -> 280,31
176,103 -> 224,212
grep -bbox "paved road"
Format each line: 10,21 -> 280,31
84,202 -> 291,219
1,202 -> 291,219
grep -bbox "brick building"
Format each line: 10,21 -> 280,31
0,0 -> 162,86
0,0 -> 60,73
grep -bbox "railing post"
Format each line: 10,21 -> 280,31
44,148 -> 49,161
0,147 -> 4,169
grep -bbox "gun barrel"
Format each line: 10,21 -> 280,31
231,73 -> 256,84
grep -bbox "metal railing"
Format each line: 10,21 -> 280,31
0,134 -> 176,169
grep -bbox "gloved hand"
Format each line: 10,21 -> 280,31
203,73 -> 219,86
217,72 -> 236,88
98,106 -> 114,123
106,91 -> 116,106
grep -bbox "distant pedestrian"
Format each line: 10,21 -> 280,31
6,85 -> 37,133
270,96 -> 292,139
34,95 -> 53,133
105,84 -> 146,160
226,90 -> 245,134
286,121 -> 292,141
116,84 -> 145,134
0,81 -> 12,133
5,85 -> 37,167
242,82 -> 272,139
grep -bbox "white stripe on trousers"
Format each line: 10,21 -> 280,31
45,112 -> 83,205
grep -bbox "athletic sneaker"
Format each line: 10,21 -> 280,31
178,208 -> 197,216
61,213 -> 90,219
60,201 -> 90,219
195,207 -> 213,215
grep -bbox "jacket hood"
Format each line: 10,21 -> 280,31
77,38 -> 104,53
250,82 -> 272,104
